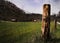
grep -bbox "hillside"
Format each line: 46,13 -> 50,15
0,0 -> 42,22
0,0 -> 25,21
0,0 -> 60,22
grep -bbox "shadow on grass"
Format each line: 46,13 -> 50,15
35,36 -> 60,43
50,38 -> 60,43
0,33 -> 60,43
0,31 -> 36,43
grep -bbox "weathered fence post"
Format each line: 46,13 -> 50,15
41,4 -> 51,40
54,15 -> 57,32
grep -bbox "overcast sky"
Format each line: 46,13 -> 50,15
7,0 -> 60,15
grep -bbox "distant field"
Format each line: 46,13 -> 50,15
0,21 -> 60,43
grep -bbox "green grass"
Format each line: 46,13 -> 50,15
50,21 -> 60,38
0,21 -> 41,43
0,21 -> 60,43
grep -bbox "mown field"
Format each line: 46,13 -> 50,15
0,21 -> 60,43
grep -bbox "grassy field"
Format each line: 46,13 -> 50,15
0,21 -> 60,43
0,21 -> 42,43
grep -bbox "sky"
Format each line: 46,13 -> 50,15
7,0 -> 60,15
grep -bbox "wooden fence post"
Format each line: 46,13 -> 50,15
54,15 -> 57,32
41,4 -> 51,39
